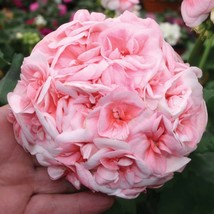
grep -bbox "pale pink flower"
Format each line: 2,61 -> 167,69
128,110 -> 191,175
172,100 -> 207,155
159,67 -> 203,116
181,0 -> 214,27
75,148 -> 171,198
86,89 -> 145,140
101,0 -> 139,14
8,10 -> 207,199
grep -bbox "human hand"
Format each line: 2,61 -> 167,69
0,105 -> 114,214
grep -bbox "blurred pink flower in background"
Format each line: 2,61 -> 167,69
58,4 -> 67,16
181,0 -> 214,27
29,2 -> 39,12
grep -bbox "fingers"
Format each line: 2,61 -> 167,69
0,105 -> 31,165
33,167 -> 76,194
0,105 -> 13,131
0,105 -> 14,139
0,105 -> 9,120
25,192 -> 115,214
32,155 -> 42,167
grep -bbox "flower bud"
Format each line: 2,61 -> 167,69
210,8 -> 214,24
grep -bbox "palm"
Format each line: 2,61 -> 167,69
0,106 -> 114,214
0,108 -> 34,213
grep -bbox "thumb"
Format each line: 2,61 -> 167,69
25,192 -> 115,214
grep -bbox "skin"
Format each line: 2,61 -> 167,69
0,105 -> 114,214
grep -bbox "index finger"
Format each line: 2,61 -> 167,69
25,192 -> 115,214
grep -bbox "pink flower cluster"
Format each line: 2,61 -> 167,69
8,10 -> 207,199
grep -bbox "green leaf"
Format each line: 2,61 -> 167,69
188,37 -> 204,67
196,131 -> 214,153
203,82 -> 214,125
0,53 -> 24,106
0,50 -> 10,68
191,152 -> 214,184
203,87 -> 214,103
157,149 -> 214,214
103,197 -> 139,214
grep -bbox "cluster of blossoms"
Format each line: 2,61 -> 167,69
8,10 -> 207,199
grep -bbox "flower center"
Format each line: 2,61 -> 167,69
112,108 -> 121,120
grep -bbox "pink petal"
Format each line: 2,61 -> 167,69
56,129 -> 90,144
166,156 -> 190,173
97,166 -> 119,182
94,137 -> 130,150
117,157 -> 133,167
47,166 -> 65,179
75,163 -> 97,191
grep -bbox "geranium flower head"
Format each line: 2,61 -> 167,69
8,9 -> 207,199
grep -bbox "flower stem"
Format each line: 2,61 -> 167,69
198,36 -> 213,70
188,36 -> 213,85
188,37 -> 204,67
